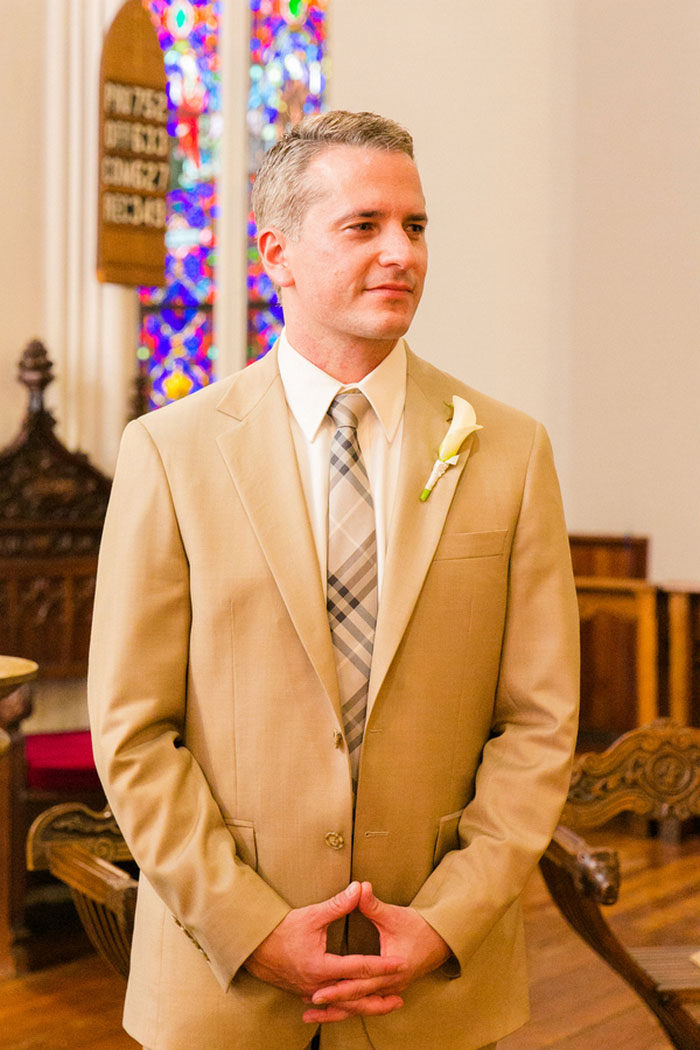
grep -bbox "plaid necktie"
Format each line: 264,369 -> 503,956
327,391 -> 378,783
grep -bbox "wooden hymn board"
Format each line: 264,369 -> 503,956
97,0 -> 168,287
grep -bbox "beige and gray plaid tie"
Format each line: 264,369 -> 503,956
327,391 -> 378,784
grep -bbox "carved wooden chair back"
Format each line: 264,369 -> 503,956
541,719 -> 700,1050
0,339 -> 111,679
562,718 -> 700,829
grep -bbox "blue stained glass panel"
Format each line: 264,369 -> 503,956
138,0 -> 221,410
247,0 -> 329,361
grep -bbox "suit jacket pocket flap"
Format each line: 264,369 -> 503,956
433,530 -> 508,561
433,808 -> 465,866
226,819 -> 258,870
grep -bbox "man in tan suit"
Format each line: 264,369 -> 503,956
88,111 -> 579,1050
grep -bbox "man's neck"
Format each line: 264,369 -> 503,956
283,329 -> 398,383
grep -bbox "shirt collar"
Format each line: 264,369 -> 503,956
278,329 -> 406,443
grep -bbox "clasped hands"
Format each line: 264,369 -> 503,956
244,881 -> 450,1024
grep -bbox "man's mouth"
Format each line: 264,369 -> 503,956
366,282 -> 414,293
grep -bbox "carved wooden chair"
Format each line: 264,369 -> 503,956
0,340 -> 111,971
26,803 -> 136,979
540,720 -> 700,1050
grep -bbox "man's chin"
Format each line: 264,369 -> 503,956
364,309 -> 417,341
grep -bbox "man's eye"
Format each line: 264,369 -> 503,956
350,222 -> 374,232
407,224 -> 426,235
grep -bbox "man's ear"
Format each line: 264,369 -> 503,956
257,227 -> 295,289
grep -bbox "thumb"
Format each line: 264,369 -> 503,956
358,880 -> 384,919
311,881 -> 361,926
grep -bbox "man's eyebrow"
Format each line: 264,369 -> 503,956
335,209 -> 381,224
335,209 -> 429,225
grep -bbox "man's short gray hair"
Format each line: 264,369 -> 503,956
252,110 -> 415,239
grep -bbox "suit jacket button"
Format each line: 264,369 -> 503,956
325,831 -> 345,850
333,730 -> 344,749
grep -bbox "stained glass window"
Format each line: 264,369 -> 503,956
247,0 -> 329,361
134,0 -> 328,408
138,0 -> 221,410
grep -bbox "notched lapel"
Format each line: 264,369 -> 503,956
215,351 -> 341,719
368,360 -> 475,712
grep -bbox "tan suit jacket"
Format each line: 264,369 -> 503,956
88,345 -> 579,1050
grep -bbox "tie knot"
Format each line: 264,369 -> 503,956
328,390 -> 370,431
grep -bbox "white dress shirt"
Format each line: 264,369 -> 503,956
277,329 -> 406,594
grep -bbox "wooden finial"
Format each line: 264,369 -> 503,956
18,340 -> 55,415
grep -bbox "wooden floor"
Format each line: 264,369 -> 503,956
1,826 -> 699,1050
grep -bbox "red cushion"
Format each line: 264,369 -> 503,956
25,730 -> 103,793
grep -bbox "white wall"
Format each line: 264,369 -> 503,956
567,0 -> 700,579
1,0 -> 697,579
0,2 -> 47,445
329,0 -> 576,494
329,0 -> 698,579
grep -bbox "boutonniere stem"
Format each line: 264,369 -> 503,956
420,395 -> 482,502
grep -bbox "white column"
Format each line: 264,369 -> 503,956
216,0 -> 250,378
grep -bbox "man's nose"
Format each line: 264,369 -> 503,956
377,225 -> 418,268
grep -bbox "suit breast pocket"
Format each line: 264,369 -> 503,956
432,529 -> 508,561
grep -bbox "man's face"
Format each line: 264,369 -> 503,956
275,144 -> 428,361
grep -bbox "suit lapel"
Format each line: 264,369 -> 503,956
215,349 -> 341,720
367,351 -> 474,713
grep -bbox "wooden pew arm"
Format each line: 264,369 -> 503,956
47,842 -> 137,933
540,821 -> 700,1048
545,823 -> 620,904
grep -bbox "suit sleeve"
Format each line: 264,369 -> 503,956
88,419 -> 291,991
411,422 -> 580,971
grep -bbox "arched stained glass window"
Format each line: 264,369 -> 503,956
139,0 -> 221,410
247,0 -> 329,361
135,0 -> 328,410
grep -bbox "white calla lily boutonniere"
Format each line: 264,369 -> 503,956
420,395 -> 483,502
